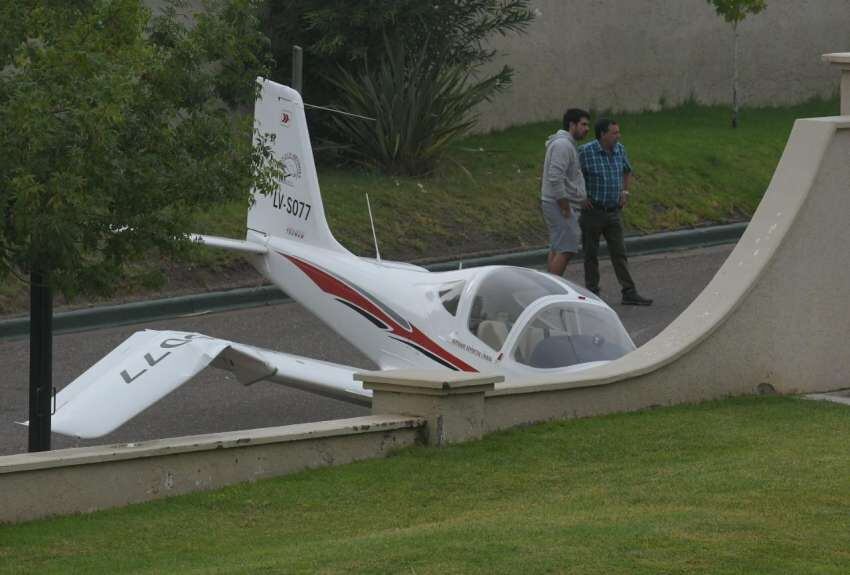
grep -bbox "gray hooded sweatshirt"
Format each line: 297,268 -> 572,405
540,129 -> 586,207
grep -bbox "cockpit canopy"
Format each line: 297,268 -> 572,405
510,301 -> 635,368
467,267 -> 567,341
451,267 -> 634,369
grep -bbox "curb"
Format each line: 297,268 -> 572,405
0,222 -> 746,340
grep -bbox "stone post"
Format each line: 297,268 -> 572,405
357,370 -> 503,446
822,53 -> 850,115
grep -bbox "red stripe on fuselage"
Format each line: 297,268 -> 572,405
282,253 -> 477,372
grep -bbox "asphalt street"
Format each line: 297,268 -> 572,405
0,244 -> 733,456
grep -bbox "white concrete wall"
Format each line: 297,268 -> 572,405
477,0 -> 850,131
0,415 -> 423,524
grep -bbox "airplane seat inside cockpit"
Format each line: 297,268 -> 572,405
528,334 -> 627,369
476,320 -> 509,351
528,335 -> 580,368
514,326 -> 547,364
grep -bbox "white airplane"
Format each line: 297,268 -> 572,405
40,79 -> 636,439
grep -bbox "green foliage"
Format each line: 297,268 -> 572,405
264,0 -> 533,158
266,0 -> 533,87
706,0 -> 767,24
326,36 -> 508,175
264,1 -> 533,173
0,0 -> 279,298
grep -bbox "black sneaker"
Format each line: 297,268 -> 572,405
621,292 -> 653,306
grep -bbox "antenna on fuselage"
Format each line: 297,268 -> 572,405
365,193 -> 381,264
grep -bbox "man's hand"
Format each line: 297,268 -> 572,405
557,199 -> 572,220
619,190 -> 629,208
582,199 -> 593,209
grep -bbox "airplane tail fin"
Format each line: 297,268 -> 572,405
248,78 -> 348,254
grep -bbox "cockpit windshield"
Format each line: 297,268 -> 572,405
438,281 -> 465,316
468,268 -> 567,350
511,302 -> 635,368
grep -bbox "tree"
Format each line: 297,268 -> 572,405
0,0 -> 280,451
264,0 -> 534,173
326,35 -> 508,175
266,0 -> 533,88
706,0 -> 767,127
265,1 -> 533,119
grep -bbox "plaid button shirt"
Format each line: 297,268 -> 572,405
579,140 -> 632,208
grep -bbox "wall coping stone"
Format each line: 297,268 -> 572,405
356,370 -> 502,396
823,53 -> 850,115
822,52 -> 850,67
0,414 -> 423,475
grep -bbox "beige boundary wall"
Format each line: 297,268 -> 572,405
0,416 -> 423,524
476,0 -> 850,132
2,106 -> 849,525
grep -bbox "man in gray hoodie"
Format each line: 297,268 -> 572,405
540,108 -> 590,276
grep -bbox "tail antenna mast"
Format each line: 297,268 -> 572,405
365,193 -> 382,264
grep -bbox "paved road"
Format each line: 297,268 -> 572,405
0,245 -> 733,456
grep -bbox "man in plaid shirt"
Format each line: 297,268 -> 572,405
578,119 -> 652,306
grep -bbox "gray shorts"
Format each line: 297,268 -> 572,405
542,200 -> 580,254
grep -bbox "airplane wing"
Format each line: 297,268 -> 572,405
27,329 -> 370,439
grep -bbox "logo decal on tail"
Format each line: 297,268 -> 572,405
281,153 -> 302,186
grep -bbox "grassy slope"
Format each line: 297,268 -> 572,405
197,99 -> 837,262
2,396 -> 850,574
0,99 -> 836,314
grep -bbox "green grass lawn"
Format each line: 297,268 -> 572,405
3,396 -> 849,574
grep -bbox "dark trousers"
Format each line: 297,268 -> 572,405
579,208 -> 636,295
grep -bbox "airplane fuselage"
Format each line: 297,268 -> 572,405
253,230 -> 625,377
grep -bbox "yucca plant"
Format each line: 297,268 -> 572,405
266,1 -> 534,122
326,36 -> 509,175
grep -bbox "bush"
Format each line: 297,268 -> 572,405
326,36 -> 507,175
264,1 -> 533,141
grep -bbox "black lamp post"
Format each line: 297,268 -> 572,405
28,269 -> 52,452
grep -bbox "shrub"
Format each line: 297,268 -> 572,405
326,36 -> 508,175
264,1 -> 533,144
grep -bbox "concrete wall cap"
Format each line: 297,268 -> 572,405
0,415 -> 424,475
803,116 -> 850,127
356,369 -> 503,393
822,52 -> 850,67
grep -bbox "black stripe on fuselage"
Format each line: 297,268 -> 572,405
335,298 -> 389,330
390,336 -> 460,371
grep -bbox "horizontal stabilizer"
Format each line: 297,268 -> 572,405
191,234 -> 268,254
30,330 -> 367,439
